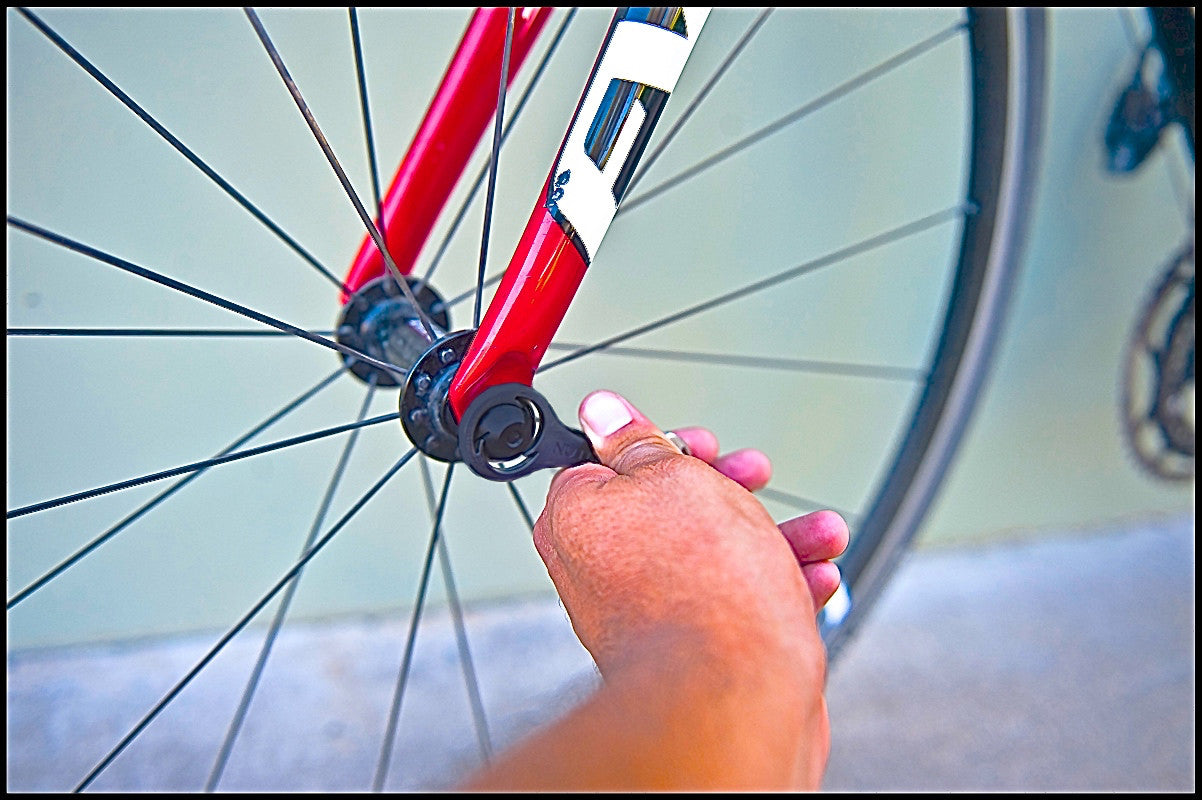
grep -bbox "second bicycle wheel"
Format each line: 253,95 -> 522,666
6,7 -> 1044,790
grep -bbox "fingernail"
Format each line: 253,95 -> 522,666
580,391 -> 633,439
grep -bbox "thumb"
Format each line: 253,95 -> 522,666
578,390 -> 683,476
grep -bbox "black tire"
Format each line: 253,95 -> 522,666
822,9 -> 1046,657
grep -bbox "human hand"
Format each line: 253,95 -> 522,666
665,424 -> 848,613
536,391 -> 848,668
531,389 -> 847,789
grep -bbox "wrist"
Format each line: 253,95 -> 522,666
599,619 -> 823,789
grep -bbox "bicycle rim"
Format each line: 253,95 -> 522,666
7,8 -> 1044,790
822,8 -> 1046,657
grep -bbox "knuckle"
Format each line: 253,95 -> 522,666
610,435 -> 686,474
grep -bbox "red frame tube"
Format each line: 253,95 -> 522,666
343,8 -> 703,422
447,200 -> 588,418
340,7 -> 551,302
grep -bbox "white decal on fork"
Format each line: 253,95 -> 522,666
549,7 -> 711,263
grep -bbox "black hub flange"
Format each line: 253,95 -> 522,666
400,330 -> 475,462
400,333 -> 599,477
336,276 -> 450,387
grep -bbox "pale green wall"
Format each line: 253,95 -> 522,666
6,9 -> 1193,650
921,8 -> 1194,545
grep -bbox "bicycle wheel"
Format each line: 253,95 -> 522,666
6,7 -> 1044,791
1115,8 -> 1195,483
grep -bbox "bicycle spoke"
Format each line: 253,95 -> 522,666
539,205 -> 968,373
7,215 -> 406,378
619,21 -> 965,216
510,416 -> 865,532
8,327 -> 333,338
435,272 -> 504,316
474,7 -> 516,328
1117,7 -> 1144,49
1163,145 -> 1196,224
758,486 -> 859,528
419,459 -> 492,763
546,341 -> 925,382
349,8 -> 385,223
6,367 -> 344,610
374,463 -> 455,792
244,7 -> 438,342
506,483 -> 536,532
11,7 -> 348,293
624,9 -> 772,197
7,412 -> 399,520
72,447 -> 417,793
421,9 -> 577,285
206,376 -> 379,791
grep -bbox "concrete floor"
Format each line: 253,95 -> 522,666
7,512 -> 1194,792
822,512 -> 1194,792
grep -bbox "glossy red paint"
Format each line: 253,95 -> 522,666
447,204 -> 587,418
340,7 -> 551,302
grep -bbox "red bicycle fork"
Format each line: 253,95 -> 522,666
340,7 -> 551,302
342,7 -> 708,430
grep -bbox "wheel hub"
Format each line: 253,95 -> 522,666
335,276 -> 450,387
399,330 -> 475,462
337,277 -> 594,475
398,334 -> 597,477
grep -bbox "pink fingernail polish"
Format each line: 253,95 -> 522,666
580,391 -> 633,438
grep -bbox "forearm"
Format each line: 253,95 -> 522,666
461,625 -> 822,792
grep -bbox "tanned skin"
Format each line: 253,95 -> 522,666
463,390 -> 848,792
